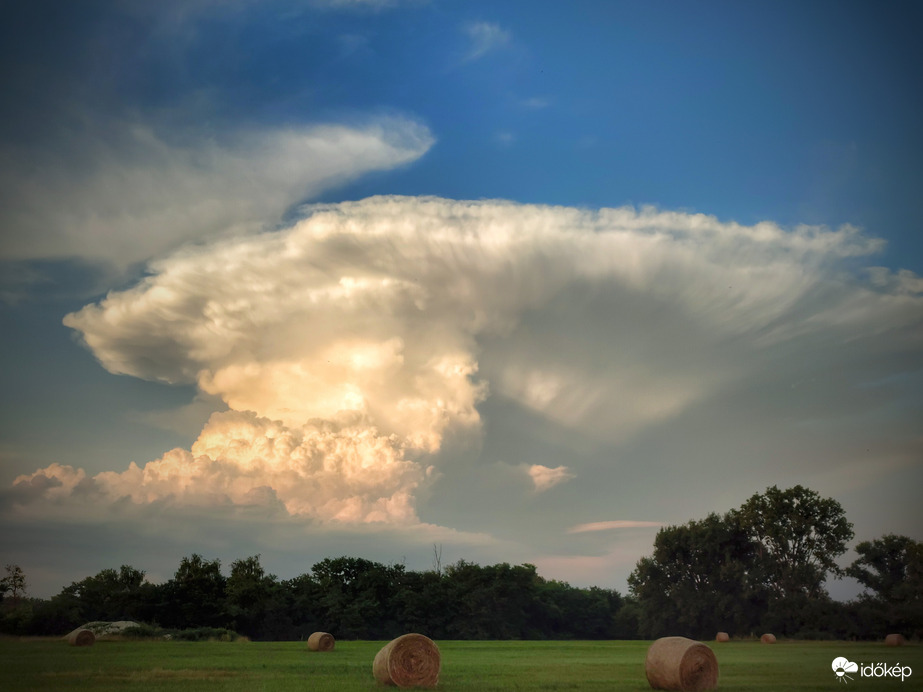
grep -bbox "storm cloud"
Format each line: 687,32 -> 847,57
6,195 -> 922,590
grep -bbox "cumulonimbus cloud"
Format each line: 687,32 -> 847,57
10,196 -> 923,526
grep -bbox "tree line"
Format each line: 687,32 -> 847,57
0,555 -> 631,641
2,486 -> 920,641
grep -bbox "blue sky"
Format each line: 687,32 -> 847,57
1,0 -> 921,599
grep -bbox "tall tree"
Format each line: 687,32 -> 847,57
1,564 -> 27,600
628,512 -> 763,638
56,565 -> 149,622
226,555 -> 278,638
284,572 -> 324,639
733,485 -> 853,599
311,557 -> 404,638
847,534 -> 923,604
444,561 -> 547,639
847,534 -> 923,639
163,554 -> 227,629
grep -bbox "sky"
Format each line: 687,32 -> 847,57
1,0 -> 921,600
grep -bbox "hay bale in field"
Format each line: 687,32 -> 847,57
885,633 -> 906,647
715,632 -> 729,643
372,633 -> 440,688
307,631 -> 335,651
760,633 -> 776,644
645,636 -> 719,691
65,628 -> 96,647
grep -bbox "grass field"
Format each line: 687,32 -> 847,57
1,638 -> 920,691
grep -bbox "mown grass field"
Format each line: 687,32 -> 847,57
1,638 -> 920,691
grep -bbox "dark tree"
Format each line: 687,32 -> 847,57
225,555 -> 278,639
311,557 -> 404,638
847,534 -> 923,639
162,554 -> 227,629
536,580 -> 623,639
848,534 -> 923,604
442,561 -> 544,639
629,486 -> 855,639
1,564 -> 27,600
5,552 -> 638,639
733,485 -> 853,599
628,512 -> 763,638
55,565 -> 150,622
395,568 -> 454,638
0,564 -> 33,636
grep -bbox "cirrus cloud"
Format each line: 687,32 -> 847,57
462,21 -> 511,62
0,118 -> 433,270
568,520 -> 664,534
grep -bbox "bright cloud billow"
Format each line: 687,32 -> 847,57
9,196 -> 923,533
13,411 -> 426,524
528,465 -> 575,493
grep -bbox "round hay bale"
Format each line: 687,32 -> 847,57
66,629 -> 96,647
715,632 -> 730,643
307,631 -> 335,652
645,636 -> 719,691
760,633 -> 776,644
372,633 -> 440,688
885,633 -> 906,647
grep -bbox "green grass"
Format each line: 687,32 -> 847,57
1,638 -> 920,691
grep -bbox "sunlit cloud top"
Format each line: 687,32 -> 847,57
64,196 -> 910,442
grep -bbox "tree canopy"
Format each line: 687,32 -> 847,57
1,564 -> 27,600
629,485 -> 857,638
733,484 -> 854,598
628,512 -> 763,638
846,534 -> 923,639
847,534 -> 923,603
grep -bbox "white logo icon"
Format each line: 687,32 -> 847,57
833,657 -> 859,684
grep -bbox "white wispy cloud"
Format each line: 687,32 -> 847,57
462,21 -> 511,61
568,520 -> 663,533
495,131 -> 516,146
521,96 -> 551,109
0,118 -> 433,270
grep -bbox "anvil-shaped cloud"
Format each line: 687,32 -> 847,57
10,196 -> 923,533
